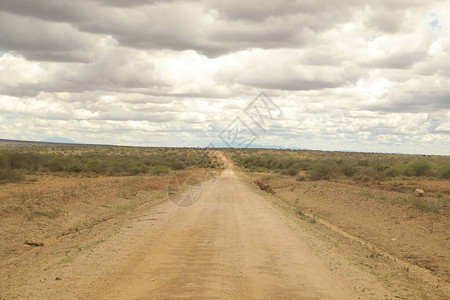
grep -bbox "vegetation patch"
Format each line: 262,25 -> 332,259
0,147 -> 217,183
231,149 -> 449,181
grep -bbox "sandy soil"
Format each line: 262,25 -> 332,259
0,175 -> 170,263
1,161 -> 448,299
251,173 -> 449,286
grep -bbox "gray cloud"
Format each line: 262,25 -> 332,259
0,0 -> 361,58
0,12 -> 100,62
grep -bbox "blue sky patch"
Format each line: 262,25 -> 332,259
429,12 -> 442,30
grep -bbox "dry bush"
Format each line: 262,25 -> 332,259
308,161 -> 336,180
0,169 -> 24,182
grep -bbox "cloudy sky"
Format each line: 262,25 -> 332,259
0,0 -> 449,154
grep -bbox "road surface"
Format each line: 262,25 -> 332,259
90,168 -> 360,299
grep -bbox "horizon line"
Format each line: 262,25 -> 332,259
0,138 -> 447,157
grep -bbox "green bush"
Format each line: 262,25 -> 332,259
373,163 -> 389,173
0,148 -> 212,178
438,165 -> 450,179
357,159 -> 369,167
47,158 -> 64,172
341,164 -> 357,177
274,161 -> 286,170
404,161 -> 431,177
129,166 -> 142,175
296,175 -> 305,181
384,166 -> 402,177
85,159 -> 100,170
170,161 -> 186,170
69,164 -> 83,173
151,166 -> 169,175
230,150 -> 449,181
139,164 -> 149,173
308,162 -> 335,180
292,160 -> 311,171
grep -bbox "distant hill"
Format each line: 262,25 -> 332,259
42,137 -> 77,144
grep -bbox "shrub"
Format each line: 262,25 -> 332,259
170,161 -> 186,170
341,164 -> 357,177
69,164 -> 83,173
151,166 -> 169,175
384,166 -> 402,177
281,168 -> 297,176
357,159 -> 369,167
0,169 -> 24,182
373,163 -> 389,173
292,160 -> 311,171
353,174 -> 371,182
129,166 -> 142,175
286,168 -> 298,176
438,165 -> 450,179
8,153 -> 28,169
0,154 -> 9,168
296,175 -> 306,181
308,162 -> 335,180
85,159 -> 100,170
139,164 -> 149,173
47,158 -> 64,172
355,166 -> 377,180
275,161 -> 286,170
404,161 -> 431,177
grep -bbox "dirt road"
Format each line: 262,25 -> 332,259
2,162 -> 446,299
91,168 -> 356,299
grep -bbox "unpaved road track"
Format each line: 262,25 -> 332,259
92,169 -> 356,299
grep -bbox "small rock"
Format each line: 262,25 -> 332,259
414,189 -> 425,197
55,277 -> 61,281
25,239 -> 44,247
407,265 -> 422,276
